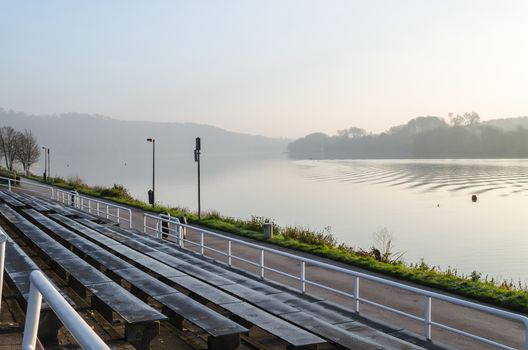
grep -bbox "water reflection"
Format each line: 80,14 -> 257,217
295,159 -> 528,197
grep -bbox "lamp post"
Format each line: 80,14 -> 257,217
47,148 -> 50,181
42,147 -> 47,182
147,138 -> 155,207
194,137 -> 201,220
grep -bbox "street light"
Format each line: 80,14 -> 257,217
147,138 -> 155,207
194,137 -> 201,220
47,148 -> 50,181
42,147 -> 47,182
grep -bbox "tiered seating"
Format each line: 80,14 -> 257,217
0,204 -> 167,350
0,190 -> 428,350
1,229 -> 66,345
78,219 -> 423,350
50,214 -> 329,349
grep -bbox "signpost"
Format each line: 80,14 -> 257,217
194,137 -> 201,220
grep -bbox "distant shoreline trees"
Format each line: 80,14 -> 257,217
0,126 -> 40,175
288,113 -> 528,159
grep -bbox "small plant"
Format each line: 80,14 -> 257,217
370,227 -> 405,264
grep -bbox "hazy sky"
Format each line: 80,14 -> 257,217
2,1 -> 528,138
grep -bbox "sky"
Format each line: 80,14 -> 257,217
1,1 -> 528,139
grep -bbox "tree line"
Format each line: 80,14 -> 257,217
288,113 -> 528,159
0,126 -> 40,175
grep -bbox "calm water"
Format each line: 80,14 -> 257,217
52,155 -> 528,283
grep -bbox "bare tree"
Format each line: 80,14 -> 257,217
15,129 -> 40,175
463,112 -> 480,126
449,112 -> 480,127
0,126 -> 19,171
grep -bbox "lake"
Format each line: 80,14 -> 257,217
52,155 -> 528,283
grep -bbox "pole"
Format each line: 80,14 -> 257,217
47,148 -> 50,181
195,137 -> 201,220
42,147 -> 47,181
152,140 -> 155,207
197,153 -> 201,220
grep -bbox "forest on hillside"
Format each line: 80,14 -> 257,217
288,113 -> 528,159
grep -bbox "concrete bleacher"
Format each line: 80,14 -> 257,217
0,190 -> 433,350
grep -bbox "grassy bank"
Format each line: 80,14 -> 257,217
25,174 -> 528,314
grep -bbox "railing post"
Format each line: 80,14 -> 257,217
143,216 -> 147,233
21,279 -> 43,350
128,209 -> 132,229
260,250 -> 265,279
200,232 -> 204,255
525,323 -> 528,350
0,232 -> 6,314
96,202 -> 100,216
7,179 -> 11,192
106,206 -> 110,219
352,276 -> 360,313
300,261 -> 306,293
228,241 -> 232,267
117,208 -> 120,224
424,296 -> 432,341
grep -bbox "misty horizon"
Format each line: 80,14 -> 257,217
3,1 -> 528,138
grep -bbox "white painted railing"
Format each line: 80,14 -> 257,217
0,229 -> 6,315
0,176 -> 133,228
0,176 -> 54,198
21,270 -> 110,350
143,213 -> 527,350
53,189 -> 132,228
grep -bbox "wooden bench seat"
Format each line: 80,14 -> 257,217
5,191 -> 49,211
0,191 -> 25,207
0,205 -> 166,350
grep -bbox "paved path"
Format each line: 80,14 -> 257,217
17,181 -> 526,349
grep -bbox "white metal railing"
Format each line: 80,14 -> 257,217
0,229 -> 6,315
0,176 -> 132,228
0,176 -> 54,198
143,213 -> 528,350
54,188 -> 132,228
21,270 -> 110,350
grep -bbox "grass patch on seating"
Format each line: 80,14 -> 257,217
24,174 -> 528,314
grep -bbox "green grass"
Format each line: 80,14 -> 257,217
24,173 -> 528,314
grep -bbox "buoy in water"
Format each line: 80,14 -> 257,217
471,195 -> 477,202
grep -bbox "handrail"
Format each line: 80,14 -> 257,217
0,176 -> 54,198
143,213 -> 527,350
0,176 -> 133,228
53,188 -> 132,228
0,229 -> 6,315
21,270 -> 110,350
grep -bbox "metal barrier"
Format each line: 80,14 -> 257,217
0,176 -> 132,228
54,189 -> 132,228
0,176 -> 54,198
21,270 -> 110,350
0,229 -> 6,315
143,213 -> 528,350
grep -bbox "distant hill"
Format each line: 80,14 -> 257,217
288,115 -> 528,159
483,116 -> 528,131
0,108 -> 289,161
